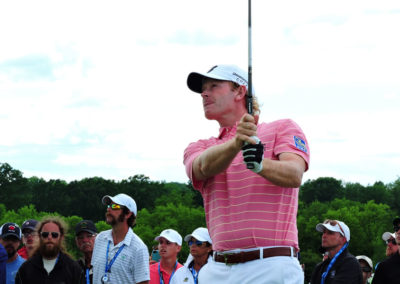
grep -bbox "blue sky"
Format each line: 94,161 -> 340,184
1,0 -> 399,185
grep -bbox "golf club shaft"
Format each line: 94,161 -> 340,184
247,0 -> 253,116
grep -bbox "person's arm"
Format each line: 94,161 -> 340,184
258,152 -> 306,188
192,113 -> 257,181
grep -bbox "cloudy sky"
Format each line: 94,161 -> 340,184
1,0 -> 399,186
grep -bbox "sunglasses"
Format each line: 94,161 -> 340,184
324,220 -> 345,237
361,266 -> 372,273
107,203 -> 122,210
188,240 -> 205,247
386,238 -> 397,245
23,232 -> 38,238
40,232 -> 60,239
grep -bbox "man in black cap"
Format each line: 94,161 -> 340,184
18,219 -> 38,259
0,223 -> 25,284
372,217 -> 400,284
75,220 -> 97,284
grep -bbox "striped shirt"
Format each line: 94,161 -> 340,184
184,119 -> 310,251
91,228 -> 150,284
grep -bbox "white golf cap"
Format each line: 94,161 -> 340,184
316,220 -> 350,242
187,64 -> 254,95
155,229 -> 182,246
356,255 -> 373,270
184,227 -> 212,244
382,232 -> 396,241
102,193 -> 137,216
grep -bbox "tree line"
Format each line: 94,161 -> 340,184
1,163 -> 399,282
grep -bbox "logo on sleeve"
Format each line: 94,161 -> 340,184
294,136 -> 307,153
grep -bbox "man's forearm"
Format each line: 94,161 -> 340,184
258,153 -> 306,188
193,139 -> 241,180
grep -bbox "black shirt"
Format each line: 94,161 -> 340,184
372,251 -> 400,284
310,248 -> 363,284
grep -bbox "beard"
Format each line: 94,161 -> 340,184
39,238 -> 61,259
105,210 -> 125,226
5,245 -> 17,259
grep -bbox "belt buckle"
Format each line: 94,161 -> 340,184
223,252 -> 234,265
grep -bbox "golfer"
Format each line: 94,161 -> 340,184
183,64 -> 310,284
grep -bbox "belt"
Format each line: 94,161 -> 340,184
213,247 -> 295,264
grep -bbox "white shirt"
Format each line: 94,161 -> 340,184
91,228 -> 150,283
170,256 -> 212,284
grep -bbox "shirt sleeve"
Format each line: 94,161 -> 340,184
133,244 -> 150,282
183,139 -> 209,190
273,119 -> 310,171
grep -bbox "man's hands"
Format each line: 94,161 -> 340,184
242,137 -> 264,173
236,114 -> 264,173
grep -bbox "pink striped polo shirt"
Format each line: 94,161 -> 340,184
183,119 -> 310,252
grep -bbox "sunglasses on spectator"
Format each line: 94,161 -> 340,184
323,219 -> 345,236
393,226 -> 400,232
23,232 -> 38,238
188,240 -> 206,247
76,233 -> 96,240
361,266 -> 372,273
40,232 -> 60,239
107,203 -> 122,210
386,238 -> 397,245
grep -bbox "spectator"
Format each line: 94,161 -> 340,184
171,227 -> 212,284
18,220 -> 38,259
356,255 -> 373,284
184,64 -> 309,284
15,216 -> 84,284
150,229 -> 183,284
372,217 -> 400,284
310,219 -> 362,284
0,243 -> 6,284
92,193 -> 150,284
75,220 -> 97,284
0,223 -> 25,284
381,232 -> 397,257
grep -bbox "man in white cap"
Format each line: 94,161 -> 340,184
381,231 -> 397,257
171,227 -> 212,284
184,64 -> 309,283
150,229 -> 183,284
356,255 -> 373,284
372,217 -> 400,284
310,219 -> 362,284
91,193 -> 150,284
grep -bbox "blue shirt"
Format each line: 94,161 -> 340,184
6,255 -> 25,284
0,244 -> 7,284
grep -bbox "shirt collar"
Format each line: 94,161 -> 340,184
218,123 -> 238,139
105,228 -> 133,247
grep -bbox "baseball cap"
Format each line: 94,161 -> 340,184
102,193 -> 137,215
187,64 -> 254,95
382,232 -> 396,242
184,227 -> 212,244
0,223 -> 22,240
356,255 -> 373,270
155,229 -> 182,246
75,220 -> 97,236
21,219 -> 38,233
316,220 -> 350,242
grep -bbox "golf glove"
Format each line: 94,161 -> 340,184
242,136 -> 264,173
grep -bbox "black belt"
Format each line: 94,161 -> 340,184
213,247 -> 294,264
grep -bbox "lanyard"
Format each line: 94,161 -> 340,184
158,261 -> 178,284
321,242 -> 348,284
104,241 -> 126,275
189,262 -> 199,284
86,268 -> 90,284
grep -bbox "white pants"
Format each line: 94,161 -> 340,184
198,255 -> 304,284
